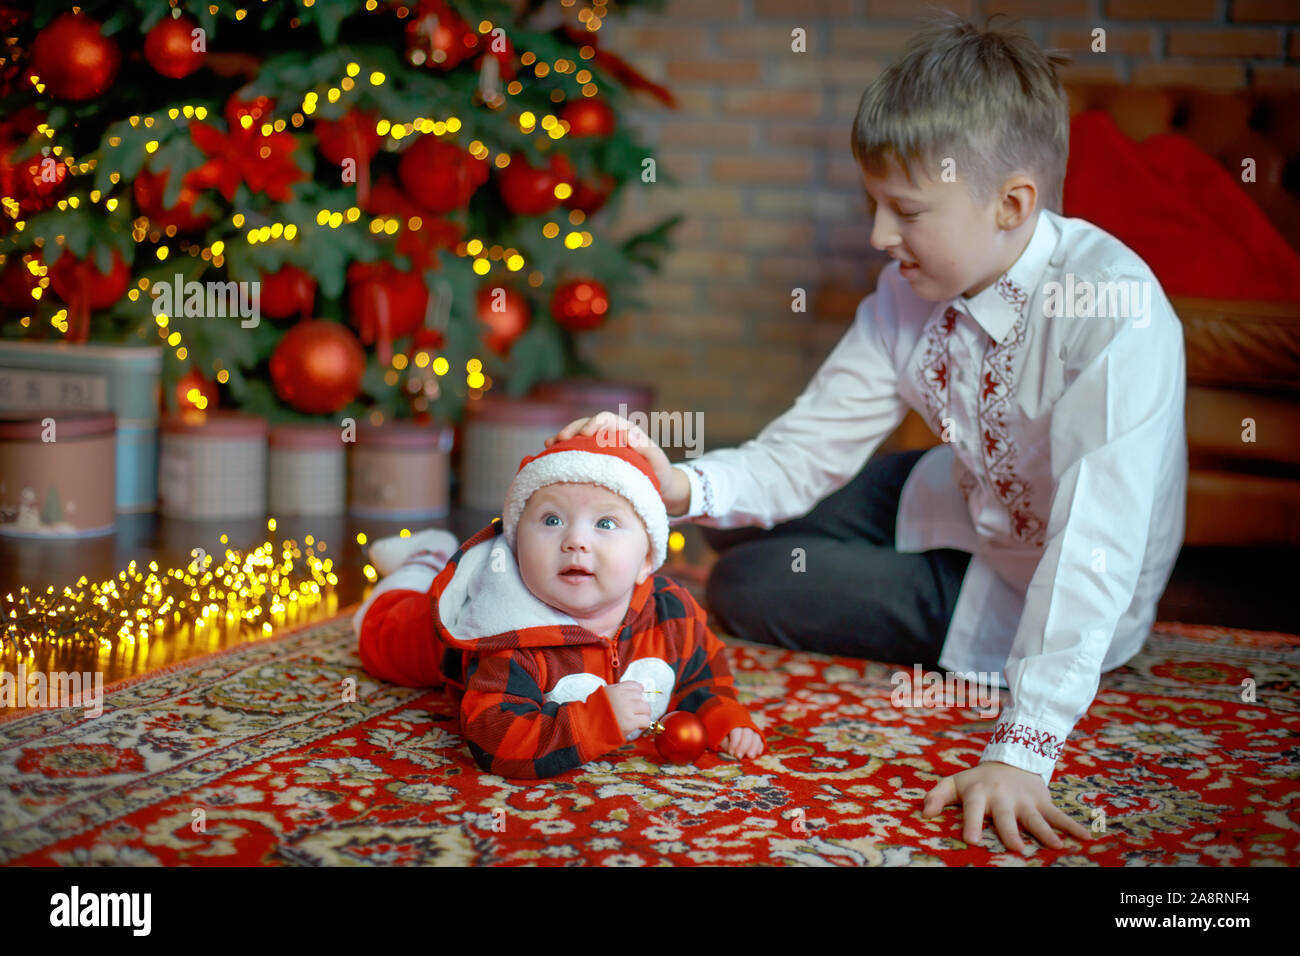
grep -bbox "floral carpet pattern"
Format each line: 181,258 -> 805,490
1,614 -> 1296,866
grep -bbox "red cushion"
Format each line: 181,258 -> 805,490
1063,110 -> 1300,302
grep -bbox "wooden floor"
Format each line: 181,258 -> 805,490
2,505 -> 1297,700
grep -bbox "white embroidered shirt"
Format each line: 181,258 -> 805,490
670,209 -> 1189,783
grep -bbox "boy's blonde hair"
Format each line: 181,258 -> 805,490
851,12 -> 1071,213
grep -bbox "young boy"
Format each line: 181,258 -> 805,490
353,433 -> 764,779
547,13 -> 1187,853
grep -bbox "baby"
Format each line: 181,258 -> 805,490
354,431 -> 763,779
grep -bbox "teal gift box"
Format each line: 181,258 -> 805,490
0,342 -> 163,513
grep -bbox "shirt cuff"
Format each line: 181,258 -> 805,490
979,712 -> 1071,786
669,462 -> 712,525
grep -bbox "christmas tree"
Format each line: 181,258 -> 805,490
0,0 -> 680,426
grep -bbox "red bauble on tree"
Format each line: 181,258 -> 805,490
560,97 -> 616,138
410,326 -> 445,355
497,152 -> 572,217
48,248 -> 130,342
551,278 -> 609,332
175,366 -> 218,412
347,261 -> 429,365
259,264 -> 316,321
0,254 -> 42,309
405,0 -> 477,70
397,136 -> 488,215
476,283 -> 531,355
269,320 -> 366,415
315,109 -> 384,166
3,150 -> 69,215
143,13 -> 205,80
651,711 -> 708,763
475,28 -> 516,82
29,12 -> 120,101
564,172 -> 615,215
133,166 -> 214,233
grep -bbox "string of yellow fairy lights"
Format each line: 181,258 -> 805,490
1,519 -> 338,656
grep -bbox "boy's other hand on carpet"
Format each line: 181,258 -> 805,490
718,727 -> 764,759
920,761 -> 1091,855
607,681 -> 652,740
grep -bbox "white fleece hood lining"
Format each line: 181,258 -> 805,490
437,535 -> 578,643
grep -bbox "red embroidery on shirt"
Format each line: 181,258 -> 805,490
990,719 -> 1065,760
957,466 -> 978,503
996,274 -> 1028,313
915,306 -> 961,434
975,277 -> 1047,547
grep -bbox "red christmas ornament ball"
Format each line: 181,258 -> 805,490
654,711 -> 708,763
475,283 -> 531,354
48,248 -> 130,311
397,136 -> 488,215
259,264 -> 316,320
133,166 -> 213,233
347,262 -> 429,346
269,320 -> 366,415
550,278 -> 609,332
476,30 -> 516,82
0,254 -> 42,309
143,14 -> 205,80
405,0 -> 477,70
175,366 -> 218,412
6,151 -> 68,213
315,109 -> 384,167
560,97 -> 616,138
564,173 -> 615,215
410,326 -> 446,355
29,13 -> 120,101
497,152 -> 574,217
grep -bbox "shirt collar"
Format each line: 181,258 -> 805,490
951,211 -> 1060,345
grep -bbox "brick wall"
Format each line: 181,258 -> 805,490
579,0 -> 1300,449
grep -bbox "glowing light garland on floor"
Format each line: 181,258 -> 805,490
1,528 -> 339,656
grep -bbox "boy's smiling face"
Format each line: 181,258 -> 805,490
515,482 -> 653,635
862,155 -> 1036,302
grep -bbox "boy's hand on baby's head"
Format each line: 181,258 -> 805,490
545,412 -> 690,516
605,680 -> 652,740
718,727 -> 764,760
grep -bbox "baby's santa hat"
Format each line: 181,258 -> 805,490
501,432 -> 668,571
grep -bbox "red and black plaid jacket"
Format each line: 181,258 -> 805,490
357,520 -> 760,779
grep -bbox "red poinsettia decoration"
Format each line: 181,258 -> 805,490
187,120 -> 305,202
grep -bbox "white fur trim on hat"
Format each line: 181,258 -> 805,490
502,449 -> 668,571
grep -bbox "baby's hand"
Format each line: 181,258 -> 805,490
718,726 -> 764,759
605,681 -> 652,740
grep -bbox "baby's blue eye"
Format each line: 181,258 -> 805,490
596,517 -> 616,530
543,514 -> 561,526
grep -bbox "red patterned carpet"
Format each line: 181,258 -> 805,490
1,612 -> 1296,866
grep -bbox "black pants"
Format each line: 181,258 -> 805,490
702,449 -> 972,669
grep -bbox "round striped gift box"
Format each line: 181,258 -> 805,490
269,424 -> 346,516
159,412 -> 267,520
